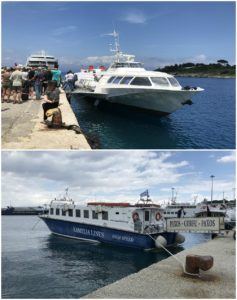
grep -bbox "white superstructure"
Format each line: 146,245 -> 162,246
163,202 -> 197,218
26,50 -> 58,68
74,31 -> 204,115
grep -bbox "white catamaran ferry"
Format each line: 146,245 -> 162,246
74,31 -> 204,115
40,190 -> 185,250
26,50 -> 58,68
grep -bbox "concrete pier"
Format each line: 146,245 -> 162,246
2,91 -> 91,149
84,234 -> 236,299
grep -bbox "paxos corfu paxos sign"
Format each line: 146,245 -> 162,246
166,217 -> 225,233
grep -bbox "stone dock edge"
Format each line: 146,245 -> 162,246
83,234 -> 236,299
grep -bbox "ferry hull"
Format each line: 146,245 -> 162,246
40,217 -> 178,250
103,88 -> 199,114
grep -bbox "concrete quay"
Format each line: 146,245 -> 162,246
84,234 -> 236,299
2,91 -> 91,150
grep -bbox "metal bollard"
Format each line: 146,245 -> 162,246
185,255 -> 214,275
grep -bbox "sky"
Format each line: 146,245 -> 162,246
2,1 -> 236,71
2,150 -> 236,207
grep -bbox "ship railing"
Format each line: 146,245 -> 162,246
142,223 -> 165,234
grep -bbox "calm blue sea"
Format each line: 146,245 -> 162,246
2,216 -> 211,298
71,77 -> 235,149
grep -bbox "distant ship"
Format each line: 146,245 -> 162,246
26,50 -> 58,68
39,190 -> 185,250
1,206 -> 48,215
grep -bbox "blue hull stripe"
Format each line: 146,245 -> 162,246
41,217 -> 177,250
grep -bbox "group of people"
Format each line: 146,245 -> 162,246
1,65 -> 62,104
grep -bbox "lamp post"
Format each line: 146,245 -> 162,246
210,175 -> 215,204
171,187 -> 175,203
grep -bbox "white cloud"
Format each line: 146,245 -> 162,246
2,151 -> 189,207
84,55 -> 114,65
52,25 -> 77,36
121,11 -> 147,24
217,152 -> 236,163
186,54 -> 207,64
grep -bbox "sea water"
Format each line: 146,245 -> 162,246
71,77 -> 235,149
2,216 -> 211,298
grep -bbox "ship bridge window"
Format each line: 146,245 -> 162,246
92,210 -> 98,219
168,77 -> 180,87
76,209 -> 81,217
150,77 -> 169,87
145,211 -> 150,221
50,208 -> 54,215
102,211 -> 108,220
120,76 -> 134,85
56,208 -> 60,215
130,77 -> 152,86
130,63 -> 142,68
68,209 -> 73,217
107,76 -> 116,83
84,210 -> 89,218
113,76 -> 123,84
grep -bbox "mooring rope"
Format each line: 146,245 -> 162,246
147,233 -> 201,277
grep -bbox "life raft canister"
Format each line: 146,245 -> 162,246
156,212 -> 162,221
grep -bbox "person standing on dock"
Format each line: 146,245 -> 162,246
1,68 -> 12,102
51,65 -> 61,87
42,81 -> 60,121
177,206 -> 186,218
28,67 -> 36,99
42,67 -> 53,95
10,66 -> 23,104
34,68 -> 44,100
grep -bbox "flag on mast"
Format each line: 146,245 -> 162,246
140,190 -> 149,198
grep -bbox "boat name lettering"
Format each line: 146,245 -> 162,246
73,226 -> 104,238
112,234 -> 134,242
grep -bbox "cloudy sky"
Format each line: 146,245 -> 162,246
2,1 -> 235,70
2,150 -> 235,207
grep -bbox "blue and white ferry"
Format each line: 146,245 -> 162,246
40,191 -> 185,250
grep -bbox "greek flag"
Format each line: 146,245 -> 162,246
140,190 -> 149,198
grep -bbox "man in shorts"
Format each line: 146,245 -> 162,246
10,66 -> 23,103
1,68 -> 12,102
28,67 -> 36,99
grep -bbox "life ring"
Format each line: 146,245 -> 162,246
132,212 -> 139,222
156,212 -> 162,221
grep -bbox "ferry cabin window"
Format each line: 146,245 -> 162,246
84,210 -> 89,218
150,77 -> 169,87
107,76 -> 116,83
50,208 -> 54,215
92,211 -> 98,219
76,209 -> 81,217
113,76 -> 123,84
168,77 -> 180,87
102,211 -> 108,220
56,208 -> 60,215
62,210 -> 66,216
145,211 -> 150,221
68,209 -> 73,217
120,76 -> 134,85
130,77 -> 152,86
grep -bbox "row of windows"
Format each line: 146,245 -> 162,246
107,76 -> 180,87
110,62 -> 142,69
50,208 -> 108,220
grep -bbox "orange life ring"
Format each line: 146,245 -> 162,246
132,212 -> 139,222
156,212 -> 162,221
